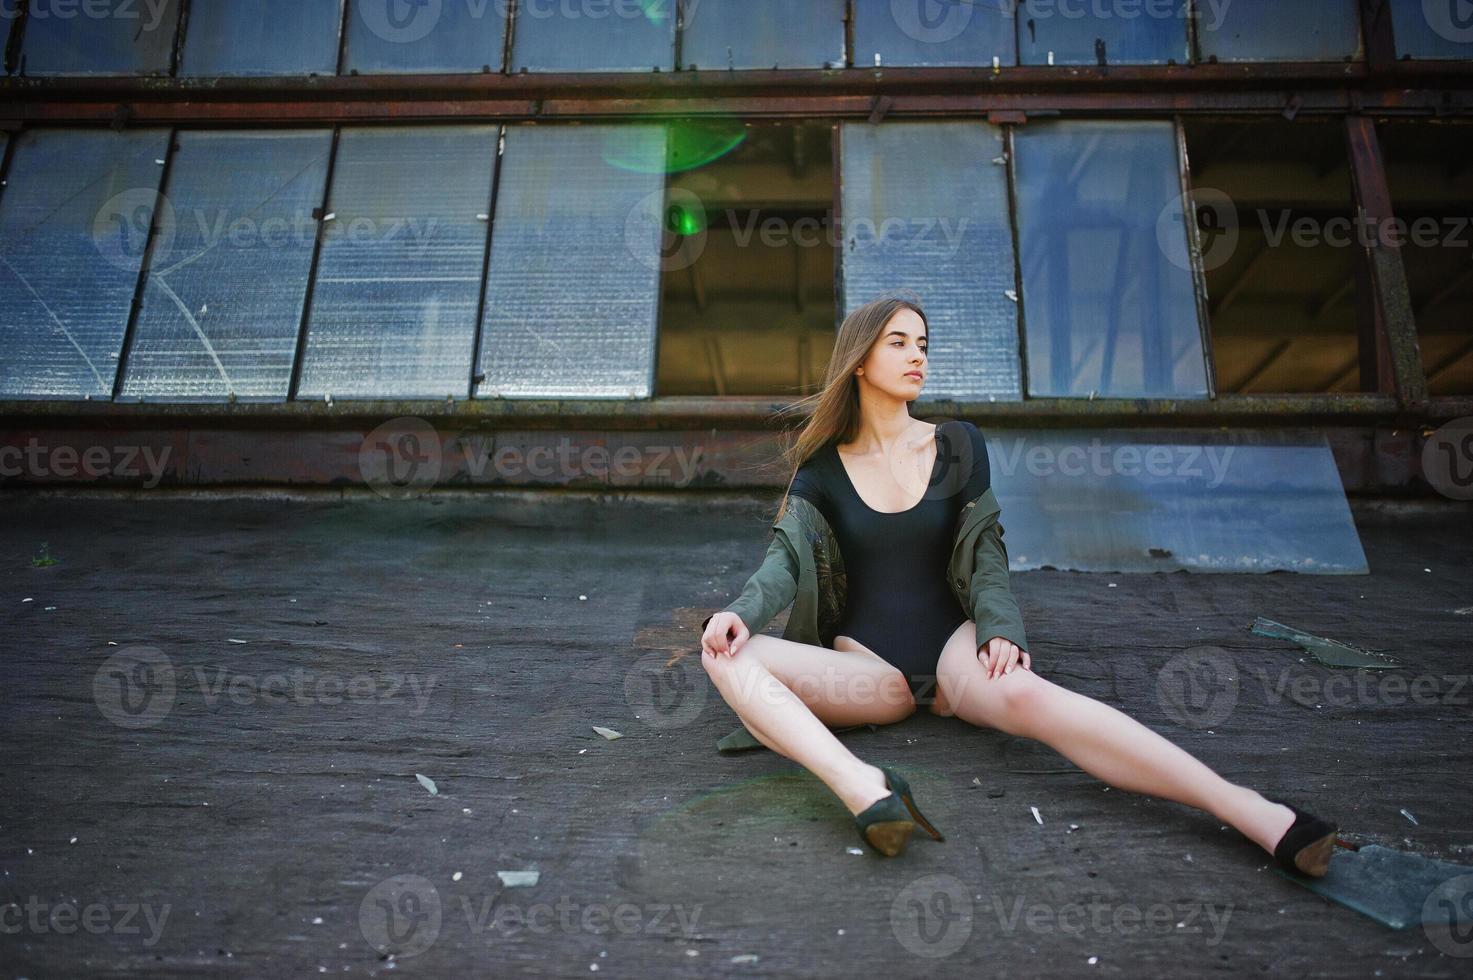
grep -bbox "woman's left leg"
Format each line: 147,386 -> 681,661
932,620 -> 1297,857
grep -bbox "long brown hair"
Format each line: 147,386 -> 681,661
767,292 -> 930,526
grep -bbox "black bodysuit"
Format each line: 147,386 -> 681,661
787,419 -> 992,697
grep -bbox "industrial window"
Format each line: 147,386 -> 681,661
342,0 -> 506,74
679,0 -> 845,70
1183,119 -> 1362,393
1196,0 -> 1361,62
476,124 -> 666,399
1379,121 -> 1473,396
1389,0 -> 1473,60
851,0 -> 1015,68
1013,120 -> 1209,399
1017,0 -> 1188,66
655,120 -> 836,397
296,125 -> 498,400
840,120 -> 1021,401
180,0 -> 343,77
17,0 -> 180,75
118,131 -> 333,402
511,0 -> 676,71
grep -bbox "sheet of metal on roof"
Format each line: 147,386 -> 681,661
680,0 -> 846,70
18,0 -> 180,75
180,0 -> 342,77
981,427 -> 1369,573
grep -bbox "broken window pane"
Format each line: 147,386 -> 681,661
297,125 -> 498,400
180,0 -> 342,77
1379,121 -> 1473,396
511,0 -> 675,71
343,0 -> 506,73
0,128 -> 171,398
477,125 -> 665,398
118,130 -> 333,402
1017,0 -> 1187,66
658,120 -> 836,397
1013,120 -> 1208,398
852,0 -> 1015,68
1390,0 -> 1473,60
20,0 -> 180,75
1197,0 -> 1361,62
840,121 -> 1021,401
680,0 -> 846,70
1183,119 -> 1363,393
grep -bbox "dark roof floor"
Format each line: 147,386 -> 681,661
2,490 -> 1471,978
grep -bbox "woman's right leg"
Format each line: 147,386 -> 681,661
701,633 -> 915,817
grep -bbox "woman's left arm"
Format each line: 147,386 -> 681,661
971,516 -> 1031,678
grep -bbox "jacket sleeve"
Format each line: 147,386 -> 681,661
702,530 -> 799,637
970,517 -> 1029,654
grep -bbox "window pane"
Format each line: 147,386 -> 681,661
119,131 -> 333,402
181,0 -> 342,76
344,0 -> 506,73
1198,0 -> 1361,62
512,0 -> 675,71
1013,120 -> 1208,399
477,125 -> 665,398
298,125 -> 497,399
1018,0 -> 1187,65
680,0 -> 845,69
0,128 -> 170,398
853,0 -> 1015,67
20,0 -> 179,75
840,121 -> 1022,401
1390,0 -> 1473,60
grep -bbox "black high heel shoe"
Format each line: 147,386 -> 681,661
1265,796 -> 1339,877
853,765 -> 946,857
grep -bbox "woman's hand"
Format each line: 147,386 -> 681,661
978,636 -> 1029,679
702,612 -> 750,658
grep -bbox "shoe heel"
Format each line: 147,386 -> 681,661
854,793 -> 914,857
1266,796 -> 1339,878
878,766 -> 945,842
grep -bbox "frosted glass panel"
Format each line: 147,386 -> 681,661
476,125 -> 665,399
680,0 -> 845,69
1013,120 -> 1208,399
181,0 -> 343,76
19,0 -> 180,75
297,125 -> 498,400
840,121 -> 1022,401
0,128 -> 170,399
344,0 -> 507,73
511,0 -> 675,71
1198,0 -> 1361,62
853,0 -> 1015,67
119,131 -> 333,401
1017,0 -> 1187,65
1389,0 -> 1473,60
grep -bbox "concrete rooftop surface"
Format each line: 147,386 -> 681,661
1,489 -> 1471,978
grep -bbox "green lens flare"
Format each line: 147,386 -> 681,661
601,118 -> 748,175
667,203 -> 704,236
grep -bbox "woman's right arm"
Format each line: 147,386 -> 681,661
701,531 -> 800,657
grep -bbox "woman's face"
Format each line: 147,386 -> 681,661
857,308 -> 928,399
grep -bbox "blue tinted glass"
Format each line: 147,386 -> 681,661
19,0 -> 179,75
1013,120 -> 1208,399
119,131 -> 333,402
853,0 -> 1015,67
344,0 -> 506,73
476,125 -> 665,398
298,125 -> 497,400
841,121 -> 1022,400
1198,0 -> 1361,62
680,0 -> 845,69
1389,0 -> 1473,59
0,128 -> 170,398
1017,0 -> 1187,65
512,0 -> 675,71
181,0 -> 342,76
